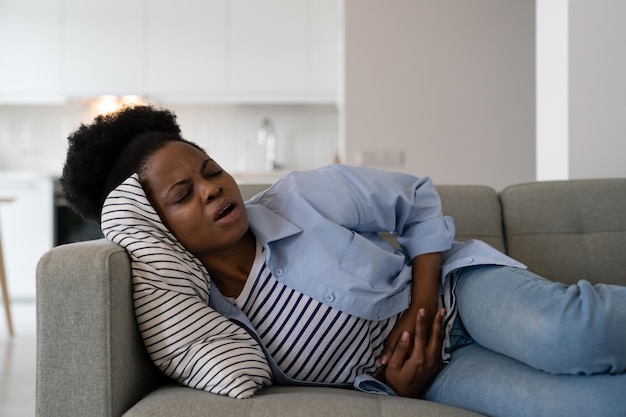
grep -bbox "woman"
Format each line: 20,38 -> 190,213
62,105 -> 626,416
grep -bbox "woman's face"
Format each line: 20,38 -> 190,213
141,141 -> 248,257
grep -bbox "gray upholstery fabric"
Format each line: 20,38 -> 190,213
239,183 -> 275,201
501,179 -> 626,286
437,185 -> 506,252
36,239 -> 167,417
124,385 -> 484,417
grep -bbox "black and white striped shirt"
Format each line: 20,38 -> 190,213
230,241 -> 400,384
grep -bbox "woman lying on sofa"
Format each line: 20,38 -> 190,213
61,105 -> 625,417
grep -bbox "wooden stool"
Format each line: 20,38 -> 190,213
0,198 -> 14,336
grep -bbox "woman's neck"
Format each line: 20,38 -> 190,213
197,228 -> 257,298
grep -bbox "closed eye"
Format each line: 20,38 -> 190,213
174,188 -> 192,203
165,180 -> 192,204
202,159 -> 223,178
204,168 -> 223,178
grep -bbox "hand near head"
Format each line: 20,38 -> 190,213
382,308 -> 445,398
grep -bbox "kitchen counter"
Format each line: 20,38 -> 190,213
0,171 -> 57,181
233,170 -> 291,184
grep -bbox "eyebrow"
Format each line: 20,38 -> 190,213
163,158 -> 213,200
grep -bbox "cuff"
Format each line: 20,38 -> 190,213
353,374 -> 397,396
397,216 -> 455,258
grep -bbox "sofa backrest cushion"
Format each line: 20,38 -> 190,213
436,185 -> 506,253
240,183 -> 273,201
500,179 -> 626,286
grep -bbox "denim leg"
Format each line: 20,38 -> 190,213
424,343 -> 626,417
454,266 -> 626,375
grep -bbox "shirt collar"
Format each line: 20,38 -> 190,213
245,203 -> 302,243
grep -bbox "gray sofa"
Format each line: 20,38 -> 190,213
36,179 -> 626,417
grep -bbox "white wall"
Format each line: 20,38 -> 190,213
536,0 -> 569,181
343,0 -> 536,190
569,0 -> 626,179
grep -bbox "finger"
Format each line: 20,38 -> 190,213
425,308 -> 445,360
387,330 -> 411,369
381,330 -> 401,365
409,308 -> 427,361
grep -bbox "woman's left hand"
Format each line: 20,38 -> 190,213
381,252 -> 441,366
381,307 -> 419,365
382,307 -> 445,398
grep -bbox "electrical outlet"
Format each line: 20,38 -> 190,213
356,150 -> 405,167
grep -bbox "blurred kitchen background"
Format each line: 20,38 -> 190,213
1,0 -> 626,327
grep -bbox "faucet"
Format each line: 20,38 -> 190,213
257,117 -> 278,171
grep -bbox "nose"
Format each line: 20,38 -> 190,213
199,179 -> 223,202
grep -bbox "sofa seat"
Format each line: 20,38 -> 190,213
125,384 -> 483,417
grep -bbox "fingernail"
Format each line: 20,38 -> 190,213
401,331 -> 409,341
419,308 -> 425,318
381,355 -> 388,364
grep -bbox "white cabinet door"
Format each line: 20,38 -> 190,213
146,0 -> 227,100
0,176 -> 53,300
0,0 -> 63,103
229,0 -> 308,96
309,0 -> 339,95
62,0 -> 144,97
1,0 -> 339,103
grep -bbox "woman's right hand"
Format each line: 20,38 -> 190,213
383,307 -> 445,398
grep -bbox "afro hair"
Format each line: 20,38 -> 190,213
61,105 -> 185,222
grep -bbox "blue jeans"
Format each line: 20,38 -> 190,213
423,266 -> 626,417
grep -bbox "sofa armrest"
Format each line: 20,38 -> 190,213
36,239 -> 166,417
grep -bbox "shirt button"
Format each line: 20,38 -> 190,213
275,267 -> 284,277
464,257 -> 474,264
325,293 -> 335,303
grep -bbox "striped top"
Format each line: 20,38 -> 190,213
231,240 -> 400,383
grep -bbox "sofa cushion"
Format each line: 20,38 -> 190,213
500,179 -> 626,286
124,384 -> 484,417
436,185 -> 506,253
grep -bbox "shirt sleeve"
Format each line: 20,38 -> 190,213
329,165 -> 455,258
353,374 -> 397,396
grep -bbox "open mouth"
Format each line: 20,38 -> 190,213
215,203 -> 235,221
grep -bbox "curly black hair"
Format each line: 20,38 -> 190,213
61,105 -> 201,222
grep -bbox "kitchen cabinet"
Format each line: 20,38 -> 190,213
146,0 -> 227,99
0,0 -> 63,103
228,0 -> 338,101
148,0 -> 339,102
62,0 -> 144,97
229,0 -> 309,95
308,0 -> 340,95
1,0 -> 339,103
0,174 -> 54,300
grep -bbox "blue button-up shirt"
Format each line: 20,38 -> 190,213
244,164 -> 524,322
